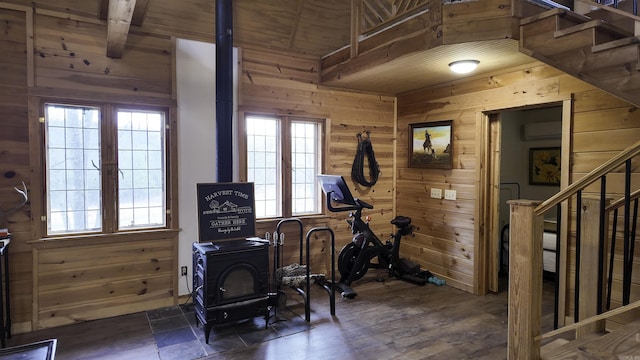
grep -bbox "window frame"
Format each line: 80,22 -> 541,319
37,99 -> 177,239
240,112 -> 326,220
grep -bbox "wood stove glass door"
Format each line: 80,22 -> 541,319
218,264 -> 259,303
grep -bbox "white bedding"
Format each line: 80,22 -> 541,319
501,229 -> 558,274
543,231 -> 556,251
543,231 -> 557,273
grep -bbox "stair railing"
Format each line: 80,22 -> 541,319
604,187 -> 640,308
508,137 -> 640,359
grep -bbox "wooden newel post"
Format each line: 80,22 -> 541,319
507,200 -> 543,360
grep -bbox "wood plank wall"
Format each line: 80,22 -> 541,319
0,5 -> 177,332
0,6 -> 30,334
33,234 -> 176,329
239,46 -> 396,278
397,62 -> 640,323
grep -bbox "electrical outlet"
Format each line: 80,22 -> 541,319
181,266 -> 188,276
444,189 -> 457,201
430,188 -> 442,199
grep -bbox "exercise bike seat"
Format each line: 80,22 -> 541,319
391,216 -> 411,228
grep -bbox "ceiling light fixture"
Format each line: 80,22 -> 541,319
448,60 -> 479,74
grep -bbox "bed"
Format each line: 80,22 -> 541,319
500,220 -> 558,277
542,230 -> 557,275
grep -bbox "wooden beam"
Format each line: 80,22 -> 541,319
101,0 -> 147,25
131,0 -> 150,26
99,0 -> 109,20
288,0 -> 307,49
351,0 -> 361,59
106,0 -> 137,58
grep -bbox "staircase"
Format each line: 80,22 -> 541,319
519,1 -> 640,107
540,317 -> 640,359
507,135 -> 640,359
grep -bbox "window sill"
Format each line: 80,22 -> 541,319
256,213 -> 332,223
29,228 -> 180,247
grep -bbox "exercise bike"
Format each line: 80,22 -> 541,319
318,174 -> 437,299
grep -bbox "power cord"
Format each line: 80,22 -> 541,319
181,273 -> 192,306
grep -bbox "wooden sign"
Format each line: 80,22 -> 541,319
196,182 -> 256,242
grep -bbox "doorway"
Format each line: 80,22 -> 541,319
481,102 -> 570,294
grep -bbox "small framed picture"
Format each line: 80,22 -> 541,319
529,147 -> 561,186
409,120 -> 453,169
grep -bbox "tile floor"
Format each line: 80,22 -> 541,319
4,296 -> 313,360
148,303 -> 312,360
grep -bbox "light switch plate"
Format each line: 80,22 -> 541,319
444,189 -> 457,200
430,188 -> 442,199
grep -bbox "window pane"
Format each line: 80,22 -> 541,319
65,107 -> 83,128
66,149 -> 84,169
132,151 -> 148,168
48,149 -> 66,169
65,127 -> 83,148
245,116 -> 322,218
119,150 -> 133,169
85,189 -> 100,210
49,191 -> 66,212
149,188 -> 164,207
120,189 -> 133,209
118,130 -> 132,150
148,151 -> 162,169
132,131 -> 148,150
67,211 -> 86,231
246,116 -> 281,218
47,127 -> 65,148
291,121 -> 320,216
66,170 -> 84,190
49,170 -> 66,191
119,169 -> 133,189
45,104 -> 102,235
117,109 -> 166,230
85,210 -> 101,231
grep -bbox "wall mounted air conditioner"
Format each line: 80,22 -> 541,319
523,121 -> 562,141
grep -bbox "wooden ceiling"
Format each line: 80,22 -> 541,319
4,0 -> 353,57
2,0 -> 541,95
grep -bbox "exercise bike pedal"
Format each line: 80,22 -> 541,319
342,291 -> 357,299
335,282 -> 358,299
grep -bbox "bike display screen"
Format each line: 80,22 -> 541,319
317,174 -> 357,207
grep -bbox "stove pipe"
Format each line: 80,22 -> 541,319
216,0 -> 233,182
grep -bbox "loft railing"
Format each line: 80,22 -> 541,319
573,0 -> 640,34
577,0 -> 638,17
358,0 -> 430,35
508,138 -> 640,359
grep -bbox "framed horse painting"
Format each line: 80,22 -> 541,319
409,120 -> 453,169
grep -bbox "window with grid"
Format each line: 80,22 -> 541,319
44,103 -> 169,236
244,115 -> 323,219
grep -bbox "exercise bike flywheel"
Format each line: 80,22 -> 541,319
337,242 -> 369,282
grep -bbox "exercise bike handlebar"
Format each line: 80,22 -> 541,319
325,191 -> 373,213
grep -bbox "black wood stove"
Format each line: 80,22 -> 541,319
192,239 -> 270,343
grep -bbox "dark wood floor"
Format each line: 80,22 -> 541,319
5,271 -> 557,359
